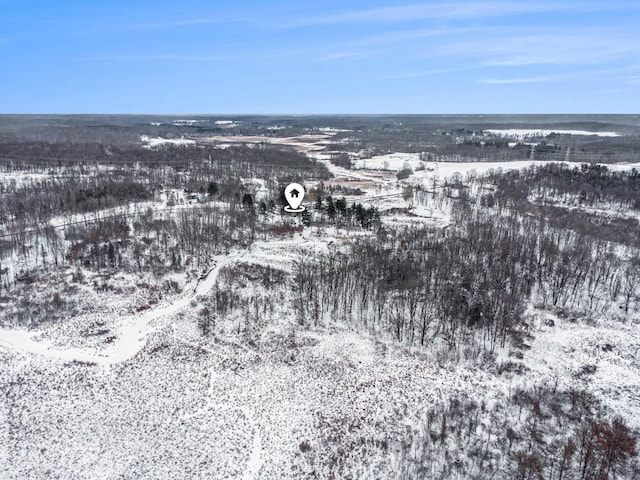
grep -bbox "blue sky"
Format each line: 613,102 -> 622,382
1,0 -> 639,113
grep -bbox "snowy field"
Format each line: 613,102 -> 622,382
140,135 -> 196,148
484,129 -> 621,138
353,152 -> 422,171
0,319 -> 512,479
215,120 -> 242,128
351,153 -> 640,185
351,153 -> 572,176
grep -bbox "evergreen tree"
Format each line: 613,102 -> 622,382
301,209 -> 311,227
335,197 -> 348,215
242,193 -> 254,209
326,196 -> 336,219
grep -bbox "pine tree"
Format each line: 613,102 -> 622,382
326,196 -> 336,219
335,197 -> 347,215
301,209 -> 311,227
242,193 -> 254,209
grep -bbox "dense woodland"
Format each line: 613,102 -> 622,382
492,163 -> 640,212
295,198 -> 639,357
0,143 -> 327,228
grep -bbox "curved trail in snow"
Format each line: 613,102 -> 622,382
1,147 -> 415,367
1,140 -> 415,367
0,252 -> 243,365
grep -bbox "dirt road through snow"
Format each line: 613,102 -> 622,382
0,253 -> 241,365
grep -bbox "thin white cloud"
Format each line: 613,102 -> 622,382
348,26 -> 487,47
120,18 -> 218,30
287,2 -> 638,27
597,87 -> 635,94
276,27 -> 484,64
440,31 -> 640,67
317,52 -> 373,62
479,67 -> 635,85
90,14 -> 258,34
480,76 -> 554,84
82,53 -> 226,62
378,68 -> 454,80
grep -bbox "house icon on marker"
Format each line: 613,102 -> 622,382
284,183 -> 306,212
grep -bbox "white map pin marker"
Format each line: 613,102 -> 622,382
284,183 -> 306,213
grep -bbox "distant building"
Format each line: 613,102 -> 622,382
187,193 -> 200,204
156,188 -> 189,204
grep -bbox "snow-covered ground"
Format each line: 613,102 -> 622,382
215,120 -> 242,128
0,197 -> 218,289
0,231 -> 517,478
353,152 -> 422,171
351,153 -> 571,177
0,171 -> 50,187
484,128 -> 621,138
173,119 -> 209,126
197,134 -> 333,152
2,135 -> 640,477
0,251 -> 239,365
3,232 -> 637,478
139,128 -> 343,153
317,127 -> 352,134
140,135 -> 196,148
351,154 -> 640,191
604,161 -> 640,172
411,160 -> 567,182
522,309 -> 640,429
0,317 -> 513,479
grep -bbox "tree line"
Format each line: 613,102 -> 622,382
491,163 -> 640,212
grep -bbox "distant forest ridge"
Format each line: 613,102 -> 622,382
1,113 -> 640,128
